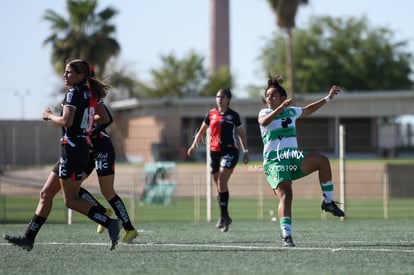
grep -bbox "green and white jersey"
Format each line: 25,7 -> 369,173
258,106 -> 303,164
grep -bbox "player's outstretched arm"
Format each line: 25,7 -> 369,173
301,85 -> 341,117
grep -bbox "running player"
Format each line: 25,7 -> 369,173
3,59 -> 120,251
79,101 -> 138,243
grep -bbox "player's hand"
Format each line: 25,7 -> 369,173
187,146 -> 196,157
242,152 -> 249,164
327,85 -> 341,100
43,108 -> 53,121
281,98 -> 292,108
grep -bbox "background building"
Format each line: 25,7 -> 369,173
108,91 -> 413,162
1,90 -> 412,168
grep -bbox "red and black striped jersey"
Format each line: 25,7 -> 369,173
203,108 -> 242,152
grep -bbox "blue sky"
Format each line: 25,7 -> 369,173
1,0 -> 413,120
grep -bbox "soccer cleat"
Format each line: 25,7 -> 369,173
220,216 -> 232,233
321,200 -> 345,217
282,236 -> 296,247
121,229 -> 139,244
216,217 -> 232,232
216,218 -> 224,229
97,208 -> 112,234
107,219 -> 120,250
3,234 -> 34,251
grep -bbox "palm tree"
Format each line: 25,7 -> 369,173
267,0 -> 308,98
43,0 -> 120,78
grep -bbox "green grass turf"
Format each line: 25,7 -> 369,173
1,198 -> 414,223
0,198 -> 414,223
1,219 -> 414,275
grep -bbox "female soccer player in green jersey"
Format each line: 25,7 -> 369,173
258,74 -> 345,247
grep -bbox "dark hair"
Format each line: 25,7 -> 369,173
66,59 -> 110,99
68,59 -> 92,79
262,72 -> 287,103
218,88 -> 232,100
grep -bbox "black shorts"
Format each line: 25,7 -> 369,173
84,136 -> 115,177
210,148 -> 239,174
58,137 -> 89,181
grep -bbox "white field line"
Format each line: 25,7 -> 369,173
1,242 -> 414,253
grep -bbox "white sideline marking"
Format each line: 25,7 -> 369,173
1,242 -> 414,253
137,243 -> 414,253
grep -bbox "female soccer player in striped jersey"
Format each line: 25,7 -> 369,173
258,74 -> 345,247
188,88 -> 249,232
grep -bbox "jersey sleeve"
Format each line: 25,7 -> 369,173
63,88 -> 79,109
203,110 -> 211,126
234,111 -> 242,128
258,108 -> 272,118
293,106 -> 303,118
105,104 -> 113,125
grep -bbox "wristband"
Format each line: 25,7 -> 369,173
324,96 -> 330,102
243,149 -> 249,153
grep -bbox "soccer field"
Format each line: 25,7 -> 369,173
1,218 -> 413,275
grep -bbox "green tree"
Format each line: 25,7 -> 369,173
43,0 -> 120,78
260,16 -> 413,93
267,0 -> 308,98
138,51 -> 232,98
199,66 -> 233,96
107,63 -> 140,100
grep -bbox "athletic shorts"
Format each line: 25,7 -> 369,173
84,136 -> 115,177
210,148 -> 239,174
57,137 -> 89,181
264,151 -> 309,189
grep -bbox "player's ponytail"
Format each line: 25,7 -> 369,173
262,72 -> 287,103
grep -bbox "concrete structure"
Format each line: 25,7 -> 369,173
209,0 -> 230,74
0,120 -> 60,168
1,91 -> 412,167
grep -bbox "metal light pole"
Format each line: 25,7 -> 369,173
14,90 -> 30,120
